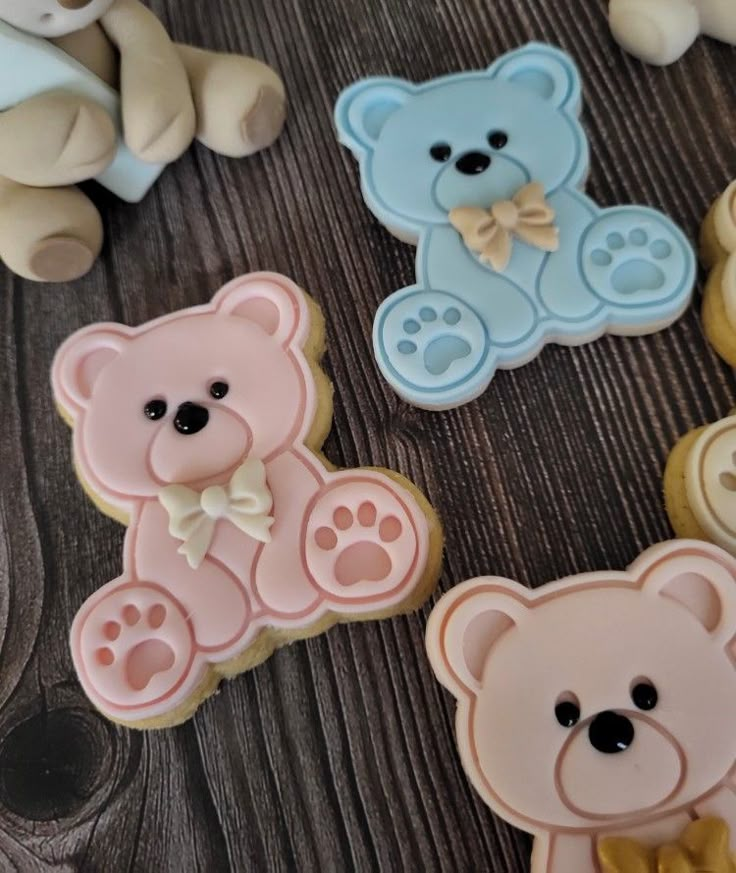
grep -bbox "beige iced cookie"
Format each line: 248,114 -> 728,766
701,181 -> 736,366
665,412 -> 736,555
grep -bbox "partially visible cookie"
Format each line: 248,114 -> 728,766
665,414 -> 736,555
701,180 -> 736,366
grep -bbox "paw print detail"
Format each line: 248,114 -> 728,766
314,502 -> 402,587
304,478 -> 422,600
719,452 -> 736,492
95,603 -> 175,691
375,290 -> 488,396
590,228 -> 672,294
397,306 -> 471,376
581,209 -> 692,308
75,585 -> 193,708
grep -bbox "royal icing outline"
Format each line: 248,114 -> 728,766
426,541 -> 736,873
335,43 -> 696,410
52,272 -> 438,726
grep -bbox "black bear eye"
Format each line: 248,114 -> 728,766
430,142 -> 452,162
209,381 -> 229,400
144,398 -> 167,420
555,697 -> 580,728
631,681 -> 658,711
488,130 -> 509,150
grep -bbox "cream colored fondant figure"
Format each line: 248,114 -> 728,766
609,0 -> 736,65
0,0 -> 286,282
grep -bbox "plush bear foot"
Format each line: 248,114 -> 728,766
303,475 -> 424,605
72,580 -> 196,719
609,0 -> 700,65
0,92 -> 116,187
176,45 -> 286,158
0,180 -> 103,282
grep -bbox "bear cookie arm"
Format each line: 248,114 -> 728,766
426,540 -> 736,873
609,0 -> 736,66
334,42 -> 696,410
51,272 -> 443,728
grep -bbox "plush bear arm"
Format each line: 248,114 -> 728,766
0,91 -> 116,186
99,0 -> 195,163
52,22 -> 118,88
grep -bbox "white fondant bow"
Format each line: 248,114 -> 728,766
159,458 -> 274,569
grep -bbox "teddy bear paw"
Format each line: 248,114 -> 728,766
304,478 -> 423,604
73,583 -> 195,715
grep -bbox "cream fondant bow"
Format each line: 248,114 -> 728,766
449,181 -> 559,272
159,458 -> 274,570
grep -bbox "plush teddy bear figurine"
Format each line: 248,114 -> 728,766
0,0 -> 285,282
609,0 -> 736,65
427,540 -> 736,873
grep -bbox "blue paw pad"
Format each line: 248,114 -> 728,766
582,211 -> 693,308
375,292 -> 488,401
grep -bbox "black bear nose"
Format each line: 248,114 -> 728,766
174,402 -> 209,436
455,151 -> 491,175
588,711 -> 635,754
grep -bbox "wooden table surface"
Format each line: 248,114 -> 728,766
1,0 -> 735,870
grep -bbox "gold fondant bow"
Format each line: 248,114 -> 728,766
598,818 -> 736,873
449,181 -> 559,272
159,458 -> 274,569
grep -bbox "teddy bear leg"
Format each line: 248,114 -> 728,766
302,471 -> 428,609
175,44 -> 286,158
609,0 -> 700,65
0,92 -> 116,188
374,285 -> 493,409
699,0 -> 736,44
71,578 -> 198,721
0,178 -> 103,282
578,206 -> 696,331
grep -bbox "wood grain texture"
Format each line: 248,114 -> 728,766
0,0 -> 735,870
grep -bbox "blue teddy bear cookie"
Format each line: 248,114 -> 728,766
335,43 -> 696,410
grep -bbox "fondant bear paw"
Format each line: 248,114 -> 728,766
374,290 -> 490,409
73,584 -> 194,713
581,208 -> 694,321
304,478 -> 422,603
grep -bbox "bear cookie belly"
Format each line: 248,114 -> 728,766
52,272 -> 443,728
335,42 -> 696,410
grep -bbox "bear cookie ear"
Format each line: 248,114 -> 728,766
639,541 -> 736,645
426,578 -> 529,698
52,327 -> 130,416
490,42 -> 582,114
335,77 -> 415,154
212,273 -> 309,348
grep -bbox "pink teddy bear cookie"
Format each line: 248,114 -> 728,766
53,272 -> 442,728
426,540 -> 736,873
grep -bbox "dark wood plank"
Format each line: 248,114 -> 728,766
1,0 -> 735,869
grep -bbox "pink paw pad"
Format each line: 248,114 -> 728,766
75,586 -> 193,709
305,479 -> 421,601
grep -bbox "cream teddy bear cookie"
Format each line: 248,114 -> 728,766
700,181 -> 736,366
52,273 -> 443,728
664,409 -> 736,555
609,0 -> 736,66
427,541 -> 736,873
0,0 -> 286,282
